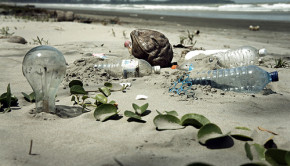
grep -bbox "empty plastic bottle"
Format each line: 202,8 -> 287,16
213,46 -> 267,68
186,65 -> 278,93
177,46 -> 266,72
94,59 -> 160,78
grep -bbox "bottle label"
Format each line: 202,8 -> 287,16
121,60 -> 138,78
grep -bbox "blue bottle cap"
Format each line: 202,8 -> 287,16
270,71 -> 278,82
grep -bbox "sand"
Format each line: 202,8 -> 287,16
1,8 -> 290,166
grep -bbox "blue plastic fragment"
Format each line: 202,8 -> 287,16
169,74 -> 193,95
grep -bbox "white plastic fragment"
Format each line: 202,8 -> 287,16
185,49 -> 229,60
136,95 -> 148,100
120,83 -> 131,87
92,53 -> 108,59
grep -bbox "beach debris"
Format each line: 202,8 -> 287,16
29,139 -> 33,155
56,10 -> 74,22
249,25 -> 260,31
124,103 -> 149,122
94,59 -> 160,79
92,53 -> 108,59
170,65 -> 278,94
185,49 -> 229,60
258,126 -> 278,135
135,95 -> 148,100
7,36 -> 27,44
130,29 -> 173,67
23,46 -> 66,113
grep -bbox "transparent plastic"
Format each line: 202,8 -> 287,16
178,46 -> 266,72
187,65 -> 278,93
213,46 -> 266,68
94,59 -> 160,78
22,46 -> 67,113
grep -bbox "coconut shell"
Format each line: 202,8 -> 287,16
130,29 -> 173,67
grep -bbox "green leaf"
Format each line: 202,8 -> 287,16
285,151 -> 290,165
70,85 -> 86,94
109,100 -> 116,105
94,104 -> 118,121
93,94 -> 108,104
132,103 -> 140,114
155,110 -> 178,116
165,110 -> 178,116
153,114 -> 184,130
253,144 -> 266,160
104,82 -> 112,89
230,127 -> 253,141
22,92 -> 30,101
132,103 -> 148,115
22,92 -> 35,102
71,95 -> 76,101
265,149 -> 288,166
245,142 -> 253,161
124,110 -> 142,120
235,126 -> 251,131
99,87 -> 111,97
69,80 -> 83,88
197,123 -> 224,144
156,110 -> 163,115
181,113 -> 210,128
82,95 -> 89,101
140,103 -> 149,114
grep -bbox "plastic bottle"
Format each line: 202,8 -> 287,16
185,49 -> 229,60
177,46 -> 267,72
186,65 -> 278,93
212,46 -> 267,68
94,59 -> 160,78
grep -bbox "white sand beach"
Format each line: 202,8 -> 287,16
0,9 -> 290,166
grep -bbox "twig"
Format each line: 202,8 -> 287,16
114,157 -> 124,166
258,126 -> 278,135
29,139 -> 33,155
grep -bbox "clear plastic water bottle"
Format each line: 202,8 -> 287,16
213,46 -> 267,68
177,46 -> 266,72
94,59 -> 160,78
187,65 -> 278,93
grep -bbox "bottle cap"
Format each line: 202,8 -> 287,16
269,71 -> 279,82
171,65 -> 178,69
258,48 -> 267,55
153,66 -> 161,74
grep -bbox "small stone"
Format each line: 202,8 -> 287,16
8,36 -> 27,44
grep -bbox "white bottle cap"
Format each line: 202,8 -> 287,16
258,48 -> 267,55
152,66 -> 161,74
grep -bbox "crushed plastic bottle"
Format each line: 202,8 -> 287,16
213,46 -> 267,68
170,65 -> 278,94
94,59 -> 160,78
